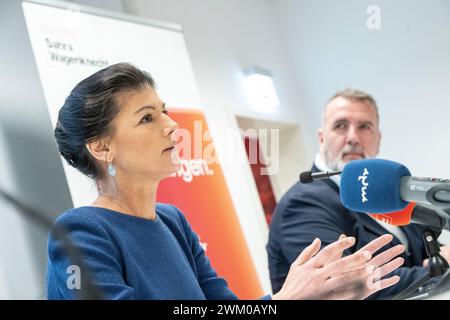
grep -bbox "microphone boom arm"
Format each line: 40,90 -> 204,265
0,188 -> 103,300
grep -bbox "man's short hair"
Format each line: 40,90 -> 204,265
326,88 -> 379,122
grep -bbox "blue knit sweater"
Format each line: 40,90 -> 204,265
47,203 -> 243,300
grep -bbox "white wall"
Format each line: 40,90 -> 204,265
273,0 -> 450,179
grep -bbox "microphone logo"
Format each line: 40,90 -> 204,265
358,168 -> 369,203
372,213 -> 393,224
410,184 -> 429,192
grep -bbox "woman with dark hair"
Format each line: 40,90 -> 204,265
48,62 -> 406,300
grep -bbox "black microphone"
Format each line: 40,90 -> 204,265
0,188 -> 103,300
299,170 -> 342,183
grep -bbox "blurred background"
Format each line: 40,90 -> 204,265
0,0 -> 449,299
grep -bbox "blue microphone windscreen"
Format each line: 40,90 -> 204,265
340,159 -> 411,213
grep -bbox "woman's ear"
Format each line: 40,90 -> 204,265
85,140 -> 113,163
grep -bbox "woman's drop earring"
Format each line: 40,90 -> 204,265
108,162 -> 116,177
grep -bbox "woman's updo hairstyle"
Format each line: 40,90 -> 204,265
54,62 -> 155,180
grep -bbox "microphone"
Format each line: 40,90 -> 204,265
340,158 -> 450,213
299,170 -> 342,183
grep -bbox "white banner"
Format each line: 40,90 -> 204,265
22,0 -> 202,207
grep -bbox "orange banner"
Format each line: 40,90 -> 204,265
157,108 -> 263,299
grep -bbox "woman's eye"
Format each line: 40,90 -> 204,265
140,114 -> 153,123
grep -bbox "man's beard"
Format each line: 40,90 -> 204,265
324,156 -> 348,172
323,146 -> 367,172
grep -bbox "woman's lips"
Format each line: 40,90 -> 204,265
163,146 -> 175,152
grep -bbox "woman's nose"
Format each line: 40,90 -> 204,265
163,115 -> 179,137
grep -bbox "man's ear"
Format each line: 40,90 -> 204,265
377,130 -> 382,154
318,128 -> 324,145
85,140 -> 112,163
318,128 -> 325,153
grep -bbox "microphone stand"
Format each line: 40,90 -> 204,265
0,188 -> 103,300
392,228 -> 449,300
427,208 -> 450,296
428,269 -> 450,296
